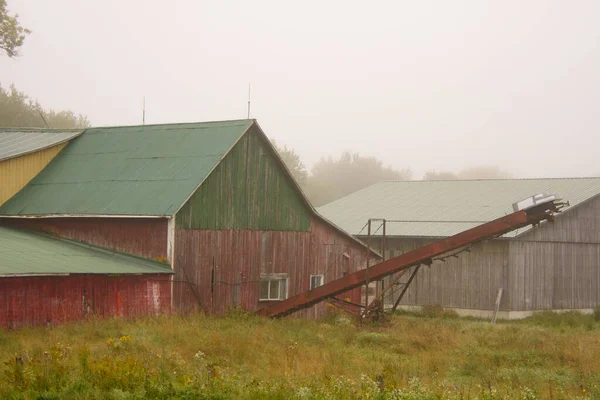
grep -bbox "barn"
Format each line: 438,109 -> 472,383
0,226 -> 172,328
318,179 -> 600,319
0,119 -> 376,320
0,129 -> 81,206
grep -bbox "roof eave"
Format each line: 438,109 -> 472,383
0,214 -> 170,219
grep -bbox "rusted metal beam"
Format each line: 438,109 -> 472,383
363,268 -> 408,315
391,264 -> 421,312
328,296 -> 366,309
257,201 -> 561,318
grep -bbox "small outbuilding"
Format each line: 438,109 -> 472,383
0,226 -> 172,328
319,178 -> 600,319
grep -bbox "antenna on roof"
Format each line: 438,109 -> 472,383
37,108 -> 50,129
247,82 -> 251,119
142,96 -> 146,125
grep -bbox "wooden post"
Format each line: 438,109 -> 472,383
381,219 -> 386,305
491,288 -> 503,323
365,219 -> 372,309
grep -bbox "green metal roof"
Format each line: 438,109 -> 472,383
0,129 -> 82,161
0,120 -> 253,216
0,226 -> 173,276
317,178 -> 600,238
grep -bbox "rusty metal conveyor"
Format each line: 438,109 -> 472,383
257,200 -> 566,318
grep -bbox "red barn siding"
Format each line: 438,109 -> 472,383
0,274 -> 171,329
0,218 -> 168,261
173,216 -> 368,319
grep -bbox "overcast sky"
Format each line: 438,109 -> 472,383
1,0 -> 598,178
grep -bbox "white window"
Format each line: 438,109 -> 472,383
259,275 -> 288,301
310,275 -> 324,290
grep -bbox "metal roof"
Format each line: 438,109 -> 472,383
317,178 -> 600,238
0,120 -> 253,216
0,130 -> 82,162
0,226 -> 173,276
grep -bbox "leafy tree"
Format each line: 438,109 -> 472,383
271,140 -> 308,186
423,166 -> 512,180
0,84 -> 90,128
0,0 -> 30,58
306,152 -> 411,206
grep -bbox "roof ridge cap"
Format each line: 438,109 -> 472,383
85,119 -> 254,131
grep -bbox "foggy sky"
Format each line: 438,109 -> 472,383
1,0 -> 599,179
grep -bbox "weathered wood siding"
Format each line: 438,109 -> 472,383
174,216 -> 366,318
508,241 -> 600,310
0,217 -> 168,261
176,126 -> 311,232
366,197 -> 600,312
517,196 -> 600,243
366,237 -> 510,311
0,143 -> 67,206
508,196 -> 600,310
0,274 -> 171,329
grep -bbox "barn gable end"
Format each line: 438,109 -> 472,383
508,195 -> 600,311
172,124 -> 370,317
176,125 -> 311,232
515,194 -> 600,244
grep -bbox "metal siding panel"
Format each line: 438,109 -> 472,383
0,143 -> 67,206
173,216 -> 365,318
0,274 -> 171,328
176,127 -> 311,231
2,217 -> 169,261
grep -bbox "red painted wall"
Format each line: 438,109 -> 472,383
174,216 -> 369,318
0,218 -> 168,261
0,274 -> 171,329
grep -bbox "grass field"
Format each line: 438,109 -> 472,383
1,307 -> 600,399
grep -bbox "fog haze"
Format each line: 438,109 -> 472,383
1,0 -> 599,178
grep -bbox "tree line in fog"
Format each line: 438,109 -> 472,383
272,142 -> 512,206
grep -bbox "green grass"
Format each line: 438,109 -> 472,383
1,308 -> 600,399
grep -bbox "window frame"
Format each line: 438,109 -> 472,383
259,274 -> 288,301
310,274 -> 324,290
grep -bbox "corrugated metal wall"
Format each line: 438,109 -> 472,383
369,238 -> 510,311
1,217 -> 168,261
0,274 -> 171,328
176,126 -> 311,231
0,143 -> 67,206
508,197 -> 600,310
174,216 -> 365,318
